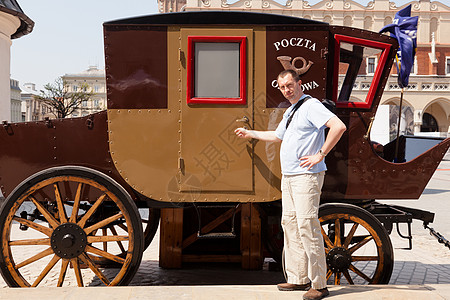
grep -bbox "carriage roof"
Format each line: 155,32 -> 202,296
103,11 -> 327,26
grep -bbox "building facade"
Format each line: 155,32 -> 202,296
10,79 -> 21,122
159,0 -> 450,141
62,66 -> 107,118
20,82 -> 53,121
0,1 -> 33,122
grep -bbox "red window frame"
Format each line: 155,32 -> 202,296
333,34 -> 392,109
187,36 -> 247,105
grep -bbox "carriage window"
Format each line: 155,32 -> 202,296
187,36 -> 246,104
333,35 -> 391,109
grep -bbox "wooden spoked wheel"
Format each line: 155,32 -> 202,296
0,167 -> 143,287
319,203 -> 394,284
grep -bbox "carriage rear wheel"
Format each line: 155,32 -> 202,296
0,166 -> 144,287
261,202 -> 394,284
319,203 -> 394,284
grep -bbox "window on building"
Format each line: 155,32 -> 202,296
446,57 -> 450,75
94,99 -> 99,107
94,85 -> 100,92
384,17 -> 393,27
421,113 -> 439,132
82,100 -> 88,107
344,16 -> 352,27
73,85 -> 78,92
364,16 -> 373,31
367,57 -> 377,74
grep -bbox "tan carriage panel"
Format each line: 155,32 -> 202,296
107,109 -> 180,201
108,27 -> 282,202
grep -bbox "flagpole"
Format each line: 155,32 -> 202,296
380,4 -> 418,162
394,87 -> 404,162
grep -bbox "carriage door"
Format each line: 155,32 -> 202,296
177,28 -> 254,194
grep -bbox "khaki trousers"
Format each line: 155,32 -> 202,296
281,172 -> 327,289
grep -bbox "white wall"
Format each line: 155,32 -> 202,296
370,105 -> 390,145
0,12 -> 20,122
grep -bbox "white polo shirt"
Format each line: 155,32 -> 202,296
275,95 -> 335,175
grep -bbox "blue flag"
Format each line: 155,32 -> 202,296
380,5 -> 418,88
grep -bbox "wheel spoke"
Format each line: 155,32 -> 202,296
85,245 -> 125,264
349,263 -> 373,283
13,216 -> 53,236
109,226 -> 126,254
71,258 -> 84,287
87,235 -> 129,243
326,269 -> 333,280
343,270 -> 354,284
348,236 -> 373,254
343,223 -> 359,249
15,247 -> 54,269
334,272 -> 341,285
31,254 -> 60,287
54,183 -> 68,223
334,219 -> 341,247
77,194 -> 107,228
84,212 -> 123,235
321,226 -> 334,249
352,256 -> 379,261
57,259 -> 70,287
79,253 -> 111,285
116,222 -> 128,232
28,196 -> 60,229
70,183 -> 83,223
9,238 -> 50,246
102,228 -> 108,252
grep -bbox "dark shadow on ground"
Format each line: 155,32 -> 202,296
87,259 -> 450,287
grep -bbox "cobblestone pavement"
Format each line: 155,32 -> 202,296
1,161 -> 450,289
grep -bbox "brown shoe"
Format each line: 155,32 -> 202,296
303,287 -> 329,300
277,282 -> 311,291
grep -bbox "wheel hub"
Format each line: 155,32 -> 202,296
326,247 -> 352,273
51,223 -> 87,259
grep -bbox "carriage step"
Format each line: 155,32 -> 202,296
197,232 -> 237,239
193,203 -> 240,240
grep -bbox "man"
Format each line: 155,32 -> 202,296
235,69 -> 346,300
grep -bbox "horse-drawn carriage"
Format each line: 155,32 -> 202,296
0,11 -> 449,287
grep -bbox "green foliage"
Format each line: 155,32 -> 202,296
38,77 -> 95,119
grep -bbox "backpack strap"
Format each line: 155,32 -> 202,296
286,95 -> 312,129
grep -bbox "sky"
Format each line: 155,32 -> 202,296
10,0 -> 426,91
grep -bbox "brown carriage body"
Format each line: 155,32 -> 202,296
1,12 -> 449,204
1,11 -> 450,287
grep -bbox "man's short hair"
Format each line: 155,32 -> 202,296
277,69 -> 300,82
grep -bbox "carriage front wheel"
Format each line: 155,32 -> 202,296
319,203 -> 394,284
0,166 -> 144,287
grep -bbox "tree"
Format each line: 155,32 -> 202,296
38,77 -> 95,119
